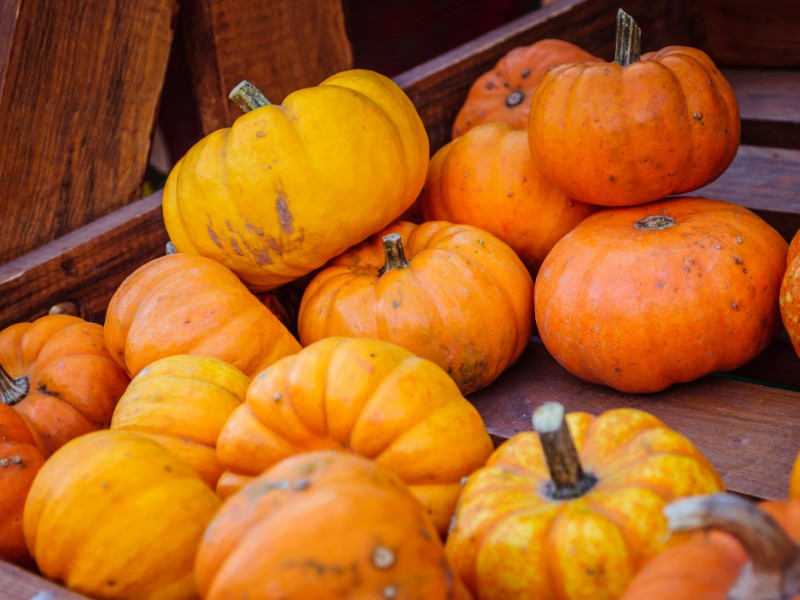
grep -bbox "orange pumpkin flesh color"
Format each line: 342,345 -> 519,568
780,228 -> 800,359
534,197 -> 788,393
528,10 -> 740,207
445,402 -> 724,600
621,493 -> 800,600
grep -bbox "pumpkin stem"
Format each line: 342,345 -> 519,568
665,493 -> 800,600
0,363 -> 29,407
615,9 -> 641,66
378,233 -> 410,276
533,401 -> 597,500
229,80 -> 271,113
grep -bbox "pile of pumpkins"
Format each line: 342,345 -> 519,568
2,9 -> 800,600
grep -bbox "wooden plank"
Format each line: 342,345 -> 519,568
0,559 -> 87,599
468,340 -> 800,502
0,0 -> 178,264
179,0 -> 353,135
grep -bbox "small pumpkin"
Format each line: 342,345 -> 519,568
528,10 -> 740,206
163,70 -> 430,291
534,197 -> 788,393
215,336 -> 494,534
780,228 -> 800,360
104,253 -> 301,379
0,314 -> 130,456
791,448 -> 800,501
621,493 -> 800,600
23,429 -> 221,599
298,220 -> 534,395
445,401 -> 724,600
420,121 -> 598,272
196,451 -> 472,599
452,39 -> 600,137
110,354 -> 250,488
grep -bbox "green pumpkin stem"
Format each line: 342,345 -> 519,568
614,9 -> 641,67
0,363 -> 29,407
533,401 -> 597,500
666,493 -> 800,600
229,80 -> 271,113
379,233 -> 410,276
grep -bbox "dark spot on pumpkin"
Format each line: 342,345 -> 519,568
254,248 -> 272,266
733,257 -> 742,264
229,238 -> 244,256
276,191 -> 294,235
521,68 -> 531,78
392,300 -> 401,309
0,456 -> 24,468
743,268 -> 748,274
732,302 -> 739,311
485,81 -> 495,90
293,478 -> 311,491
255,130 -> 266,138
273,392 -> 282,402
108,580 -> 116,587
208,226 -> 223,249
609,174 -> 616,182
246,222 -> 264,236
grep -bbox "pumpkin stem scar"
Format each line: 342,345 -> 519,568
229,80 -> 271,113
533,401 -> 597,500
634,215 -> 675,230
615,9 -> 641,67
0,363 -> 29,406
665,493 -> 800,600
379,233 -> 410,275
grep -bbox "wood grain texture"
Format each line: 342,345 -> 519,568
180,0 -> 353,135
0,0 -> 178,264
0,559 -> 87,599
468,340 -> 800,502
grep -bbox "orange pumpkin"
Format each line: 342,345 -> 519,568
528,10 -> 740,206
104,253 -> 301,378
298,220 -> 534,395
110,354 -> 250,488
446,401 -> 724,600
0,314 -> 129,456
215,336 -> 494,534
0,404 -> 45,566
196,451 -> 472,599
621,493 -> 800,600
535,197 -> 788,393
791,449 -> 800,501
420,121 -> 598,272
781,228 -> 800,359
24,429 -> 221,599
452,39 -> 600,137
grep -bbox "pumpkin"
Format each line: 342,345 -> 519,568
196,451 -> 472,599
0,314 -> 130,456
215,336 -> 494,534
104,253 -> 301,379
528,10 -> 740,206
0,404 -> 45,566
780,228 -> 800,359
445,401 -> 724,600
298,220 -> 534,394
535,197 -> 788,393
621,493 -> 800,600
23,429 -> 221,599
791,449 -> 800,501
419,121 -> 598,272
162,70 -> 430,291
110,354 -> 250,488
452,38 -> 600,137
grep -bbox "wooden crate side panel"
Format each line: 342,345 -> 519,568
0,0 -> 179,264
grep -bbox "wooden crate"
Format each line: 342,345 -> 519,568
1,0 -> 799,596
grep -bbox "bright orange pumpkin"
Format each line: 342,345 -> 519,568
196,451 -> 472,599
452,39 -> 600,137
104,253 -> 301,378
791,449 -> 800,501
298,220 -> 534,395
446,402 -> 724,600
528,11 -> 740,206
535,197 -> 788,393
215,336 -> 494,534
781,228 -> 800,359
420,121 -> 598,272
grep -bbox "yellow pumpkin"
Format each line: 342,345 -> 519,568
163,70 -> 430,291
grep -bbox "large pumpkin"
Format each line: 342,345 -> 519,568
446,401 -> 724,600
162,70 -> 430,291
215,336 -> 494,534
104,253 -> 301,378
196,451 -> 472,599
24,429 -> 221,600
452,39 -> 600,137
0,314 -> 129,456
419,121 -> 597,272
298,220 -> 534,394
621,493 -> 800,600
534,197 -> 788,393
528,10 -> 740,206
780,227 -> 800,359
110,354 -> 250,488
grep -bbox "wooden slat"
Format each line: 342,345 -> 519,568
0,0 -> 178,264
0,559 -> 87,599
468,340 -> 800,502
